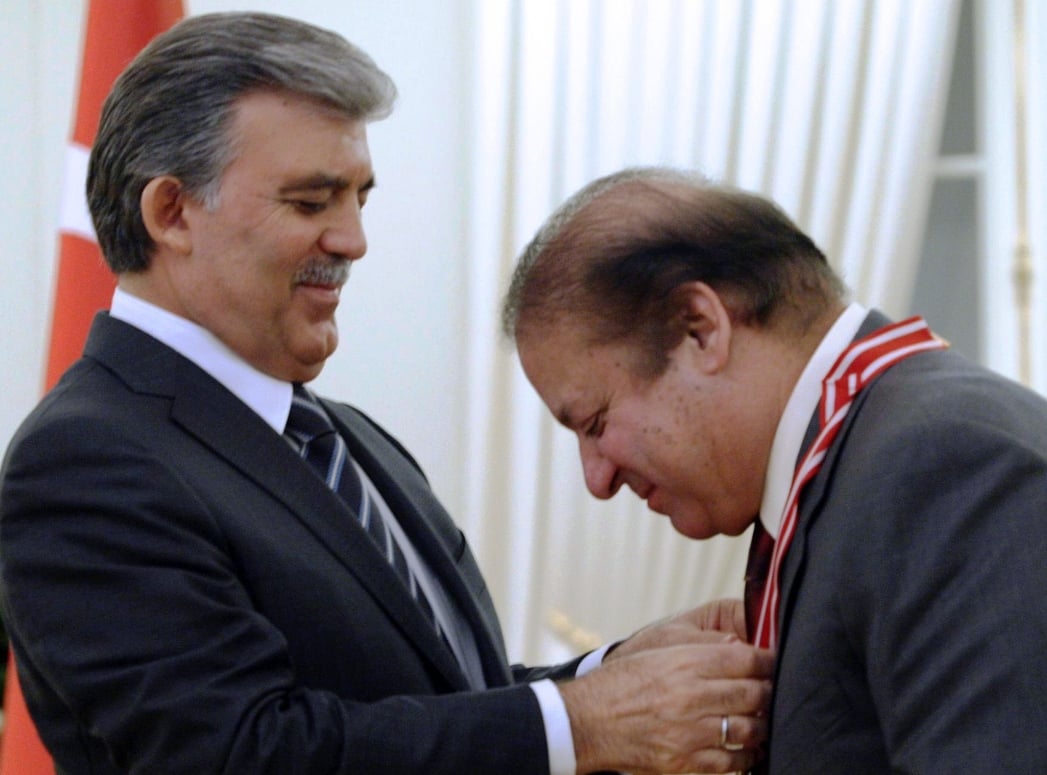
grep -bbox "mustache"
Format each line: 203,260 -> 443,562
293,258 -> 351,286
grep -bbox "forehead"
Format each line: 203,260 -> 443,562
517,321 -> 646,426
225,90 -> 372,175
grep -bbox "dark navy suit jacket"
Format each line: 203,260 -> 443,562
1,313 -> 575,774
767,311 -> 1047,772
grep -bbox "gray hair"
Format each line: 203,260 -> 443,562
501,166 -> 845,377
87,12 -> 397,273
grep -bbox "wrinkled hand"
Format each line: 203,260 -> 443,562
605,599 -> 748,662
561,641 -> 774,774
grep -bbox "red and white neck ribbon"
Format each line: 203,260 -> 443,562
751,316 -> 948,649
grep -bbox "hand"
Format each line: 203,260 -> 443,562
605,599 -> 748,662
560,641 -> 774,774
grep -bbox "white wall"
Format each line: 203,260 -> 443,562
0,2 -> 80,462
0,1 -> 474,515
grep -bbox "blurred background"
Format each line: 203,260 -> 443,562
1,0 -> 1044,668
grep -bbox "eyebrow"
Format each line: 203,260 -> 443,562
278,173 -> 376,195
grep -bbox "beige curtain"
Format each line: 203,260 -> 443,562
1021,0 -> 1047,391
982,0 -> 1047,391
461,0 -> 960,663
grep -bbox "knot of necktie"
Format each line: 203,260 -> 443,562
284,384 -> 360,506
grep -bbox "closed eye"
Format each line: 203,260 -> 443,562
583,413 -> 605,438
288,199 -> 330,215
557,405 -> 605,439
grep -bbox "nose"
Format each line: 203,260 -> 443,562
579,436 -> 618,500
319,206 -> 367,261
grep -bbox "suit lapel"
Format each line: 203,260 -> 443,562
85,314 -> 472,690
775,311 -> 892,647
325,403 -> 514,687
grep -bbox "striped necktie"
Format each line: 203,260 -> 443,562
284,384 -> 445,642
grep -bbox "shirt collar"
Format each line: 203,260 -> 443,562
109,287 -> 293,434
758,302 -> 867,538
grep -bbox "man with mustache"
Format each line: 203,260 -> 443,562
0,13 -> 773,775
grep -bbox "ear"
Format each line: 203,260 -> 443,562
677,281 -> 733,373
140,176 -> 193,256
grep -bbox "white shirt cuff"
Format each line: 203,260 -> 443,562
530,678 -> 576,775
576,643 -> 614,676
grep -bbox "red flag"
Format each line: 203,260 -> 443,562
0,2 -> 184,772
45,0 -> 185,391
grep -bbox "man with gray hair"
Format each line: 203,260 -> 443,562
503,165 -> 1047,773
0,15 -> 772,775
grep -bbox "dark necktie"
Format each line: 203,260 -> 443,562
744,520 -> 776,643
744,521 -> 775,774
284,384 -> 445,641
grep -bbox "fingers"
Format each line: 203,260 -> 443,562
625,642 -> 774,714
688,597 -> 748,638
718,712 -> 768,751
606,598 -> 755,661
699,713 -> 768,774
562,642 -> 774,773
686,746 -> 762,775
655,710 -> 769,774
664,639 -> 775,682
621,712 -> 767,774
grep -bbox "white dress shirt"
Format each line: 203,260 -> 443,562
758,302 -> 867,538
108,287 -> 580,774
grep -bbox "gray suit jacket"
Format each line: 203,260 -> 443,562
767,311 -> 1047,773
0,313 -> 575,774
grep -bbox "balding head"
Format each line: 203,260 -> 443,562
502,167 -> 846,378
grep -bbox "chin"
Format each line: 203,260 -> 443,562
667,512 -> 718,541
291,335 -> 338,379
283,351 -> 331,384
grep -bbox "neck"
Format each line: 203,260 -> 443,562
760,301 -> 849,416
